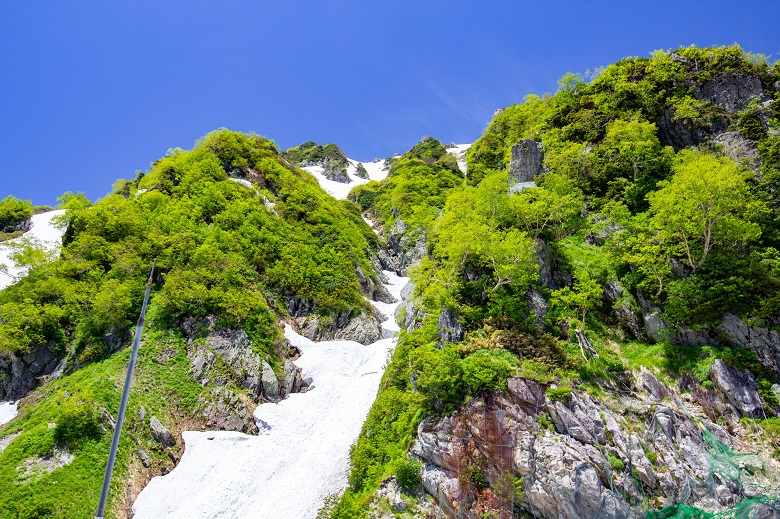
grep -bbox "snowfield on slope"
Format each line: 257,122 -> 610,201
132,270 -> 409,519
301,158 -> 389,199
0,401 -> 18,427
302,144 -> 471,200
0,210 -> 66,291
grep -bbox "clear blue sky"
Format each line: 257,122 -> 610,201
1,0 -> 778,205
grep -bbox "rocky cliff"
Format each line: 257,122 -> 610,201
392,365 -> 780,518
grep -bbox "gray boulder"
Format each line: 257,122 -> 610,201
335,313 -> 383,345
205,329 -> 264,400
201,387 -> 258,435
261,361 -> 280,402
640,368 -> 668,402
710,359 -> 766,418
509,140 -> 543,183
436,308 -> 465,346
149,415 -> 174,446
280,359 -> 308,397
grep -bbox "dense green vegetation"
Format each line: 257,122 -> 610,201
0,129 -> 382,518
0,129 -> 378,366
0,196 -> 33,241
349,136 -> 464,232
333,45 -> 780,516
0,331 -> 204,518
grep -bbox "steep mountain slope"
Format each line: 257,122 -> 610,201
0,130 -> 392,518
2,44 -> 780,519
328,45 -> 780,519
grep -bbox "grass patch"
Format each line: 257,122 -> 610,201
0,330 -> 231,519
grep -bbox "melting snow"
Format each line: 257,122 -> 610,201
132,270 -> 409,519
0,210 -> 66,290
302,158 -> 389,200
0,401 -> 18,427
446,143 -> 472,174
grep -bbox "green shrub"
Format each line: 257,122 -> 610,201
395,457 -> 423,492
54,400 -> 102,448
461,349 -> 519,393
464,465 -> 488,489
609,454 -> 625,471
546,385 -> 572,402
0,195 -> 33,232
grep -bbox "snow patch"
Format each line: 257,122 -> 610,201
510,181 -> 537,194
302,158 -> 390,200
446,143 -> 472,174
0,401 -> 18,427
0,210 -> 66,290
228,177 -> 254,190
132,270 -> 409,519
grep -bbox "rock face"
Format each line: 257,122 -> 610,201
204,329 -> 265,400
437,308 -> 465,346
412,373 -> 780,518
149,415 -> 174,446
0,343 -> 60,400
385,218 -> 428,275
509,140 -> 544,183
535,239 -> 571,290
710,359 -> 766,419
657,72 -> 770,151
185,326 -> 308,411
201,387 -> 258,435
695,73 -> 767,113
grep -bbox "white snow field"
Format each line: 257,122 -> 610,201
132,270 -> 409,519
0,209 -> 66,290
0,401 -> 18,426
301,157 -> 389,199
303,143 -> 470,200
446,143 -> 472,174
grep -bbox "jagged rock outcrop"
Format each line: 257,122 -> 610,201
201,387 -> 259,435
149,415 -> 174,446
527,288 -> 548,329
335,313 -> 384,345
657,71 -> 772,153
204,329 -> 265,400
509,140 -> 544,183
437,308 -> 465,347
0,343 -> 60,400
261,360 -> 280,402
386,218 -> 428,275
694,73 -> 769,113
357,265 -> 395,304
395,281 -> 427,333
296,310 -> 384,345
535,239 -> 571,290
710,359 -> 766,419
412,372 -> 780,518
670,314 -> 780,378
185,326 -> 308,409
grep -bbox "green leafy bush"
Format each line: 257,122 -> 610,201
395,457 -> 423,492
0,195 -> 33,232
461,349 -> 519,393
54,400 -> 102,448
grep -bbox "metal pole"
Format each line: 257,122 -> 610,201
95,259 -> 156,519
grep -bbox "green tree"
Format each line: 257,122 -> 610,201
551,272 -> 602,359
0,195 -> 33,232
647,151 -> 765,272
